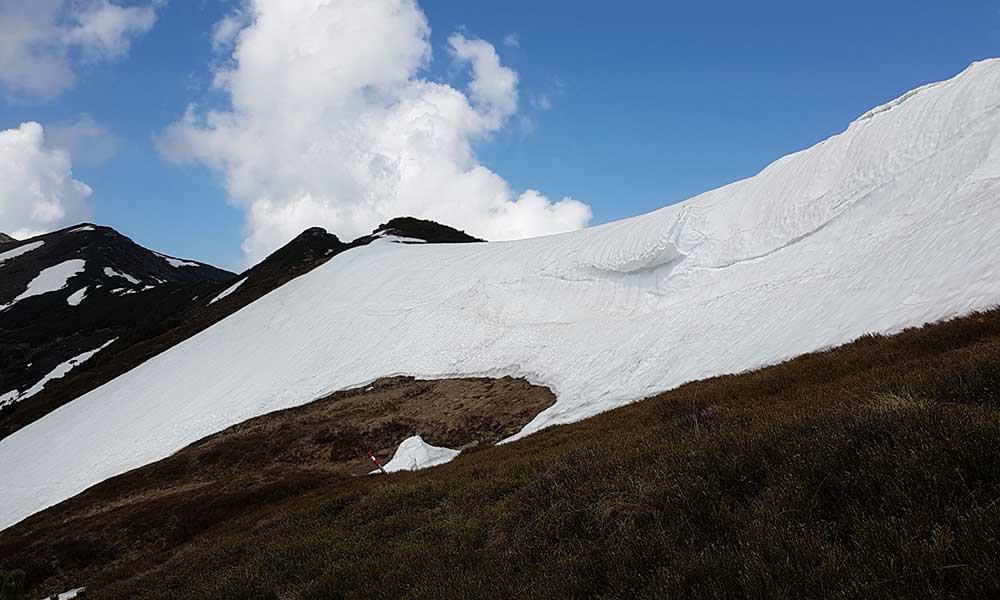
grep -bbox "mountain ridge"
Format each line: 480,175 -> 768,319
0,217 -> 485,440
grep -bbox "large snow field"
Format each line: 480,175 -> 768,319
3,60 -> 1000,530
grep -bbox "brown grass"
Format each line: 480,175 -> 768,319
0,376 -> 553,598
5,308 -> 1000,599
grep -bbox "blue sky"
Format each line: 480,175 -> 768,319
2,0 -> 999,270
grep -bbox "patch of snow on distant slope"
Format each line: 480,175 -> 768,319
0,339 -> 116,409
0,241 -> 44,266
155,252 -> 199,268
376,436 -> 460,473
209,277 -> 247,304
0,390 -> 18,407
1,259 -> 85,311
37,587 -> 86,600
68,225 -> 96,233
66,286 -> 88,306
103,267 -> 140,285
6,60 -> 1000,530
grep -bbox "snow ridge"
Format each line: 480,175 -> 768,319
5,60 -> 1000,530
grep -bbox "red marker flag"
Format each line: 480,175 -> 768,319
367,450 -> 387,475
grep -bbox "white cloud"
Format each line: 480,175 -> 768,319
158,0 -> 590,263
211,7 -> 248,53
48,115 -> 119,166
448,33 -> 519,130
0,0 -> 160,99
0,122 -> 93,239
503,33 -> 519,48
531,94 -> 553,111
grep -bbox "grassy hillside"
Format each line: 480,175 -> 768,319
5,307 -> 1000,599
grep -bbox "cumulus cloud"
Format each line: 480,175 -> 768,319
0,122 -> 93,239
211,8 -> 248,53
47,114 -> 119,166
0,0 -> 160,99
158,0 -> 590,263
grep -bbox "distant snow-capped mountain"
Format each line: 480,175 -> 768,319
0,224 -> 235,427
0,218 -> 481,441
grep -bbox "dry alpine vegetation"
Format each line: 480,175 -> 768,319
5,307 -> 1000,599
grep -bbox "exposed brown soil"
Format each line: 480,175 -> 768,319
0,376 -> 554,598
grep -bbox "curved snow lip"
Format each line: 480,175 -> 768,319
6,59 -> 1000,532
853,81 -> 946,124
851,58 -> 999,126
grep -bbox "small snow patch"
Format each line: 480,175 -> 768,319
0,389 -> 18,406
155,252 -> 199,268
374,436 -> 460,474
210,277 -> 247,304
38,587 -> 86,600
374,233 -> 427,244
103,267 -> 141,285
67,286 -> 89,306
1,259 -> 86,311
68,225 -> 96,233
0,240 -> 44,266
0,339 -> 116,409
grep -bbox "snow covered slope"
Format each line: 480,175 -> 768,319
5,60 -> 1000,530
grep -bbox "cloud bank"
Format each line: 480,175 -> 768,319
0,0 -> 160,99
48,114 -> 120,167
0,122 -> 93,239
158,0 -> 591,262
